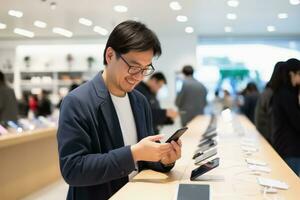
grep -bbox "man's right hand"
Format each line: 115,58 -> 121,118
131,135 -> 172,162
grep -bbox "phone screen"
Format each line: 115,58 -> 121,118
191,158 -> 219,180
165,127 -> 188,143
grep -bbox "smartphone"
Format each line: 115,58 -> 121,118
165,127 -> 188,143
201,131 -> 217,141
190,158 -> 220,181
194,148 -> 217,165
193,141 -> 217,159
198,138 -> 214,147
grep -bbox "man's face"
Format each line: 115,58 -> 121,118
106,47 -> 154,95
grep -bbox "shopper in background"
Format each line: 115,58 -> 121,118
222,89 -> 234,110
37,90 -> 52,116
57,20 -> 182,200
136,72 -> 177,134
18,92 -> 30,118
255,61 -> 286,143
240,82 -> 259,123
28,94 -> 39,117
175,65 -> 207,126
0,71 -> 18,122
270,58 -> 300,176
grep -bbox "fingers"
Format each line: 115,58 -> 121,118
147,134 -> 164,142
171,141 -> 181,159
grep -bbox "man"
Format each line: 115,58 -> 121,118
136,72 -> 178,134
175,65 -> 207,126
57,20 -> 182,200
0,71 -> 18,122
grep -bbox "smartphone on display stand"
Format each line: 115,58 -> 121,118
190,158 -> 220,181
194,148 -> 217,165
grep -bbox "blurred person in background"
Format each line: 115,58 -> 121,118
28,94 -> 39,117
18,92 -> 30,118
240,82 -> 259,123
136,72 -> 178,134
176,65 -> 207,126
270,58 -> 300,176
255,61 -> 286,143
0,71 -> 18,122
57,83 -> 80,108
222,89 -> 234,110
37,90 -> 52,116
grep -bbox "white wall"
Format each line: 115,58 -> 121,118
155,35 -> 198,108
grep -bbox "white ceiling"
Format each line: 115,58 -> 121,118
0,0 -> 300,39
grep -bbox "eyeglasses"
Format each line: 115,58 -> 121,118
117,52 -> 155,76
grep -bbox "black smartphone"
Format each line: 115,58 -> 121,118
190,158 -> 220,181
165,127 -> 188,143
198,138 -> 214,147
194,148 -> 217,164
193,141 -> 217,159
201,131 -> 217,140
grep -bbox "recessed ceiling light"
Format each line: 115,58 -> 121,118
93,26 -> 108,36
227,0 -> 239,7
185,26 -> 194,33
169,2 -> 182,10
278,13 -> 288,19
14,28 -> 34,38
34,20 -> 47,28
8,10 -> 23,18
226,13 -> 237,20
0,22 -> 7,29
290,0 -> 300,5
224,26 -> 233,32
114,5 -> 128,13
52,27 -> 73,37
50,2 -> 57,10
176,15 -> 188,22
267,26 -> 276,32
79,18 -> 93,26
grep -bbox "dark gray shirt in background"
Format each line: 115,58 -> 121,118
0,84 -> 18,122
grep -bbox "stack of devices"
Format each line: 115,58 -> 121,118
190,116 -> 220,181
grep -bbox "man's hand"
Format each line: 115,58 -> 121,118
131,135 -> 173,162
166,109 -> 178,119
160,139 -> 182,165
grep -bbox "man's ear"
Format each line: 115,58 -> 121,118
105,47 -> 114,65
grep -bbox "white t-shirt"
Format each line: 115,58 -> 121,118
110,93 -> 138,179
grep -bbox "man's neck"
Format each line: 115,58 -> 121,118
102,69 -> 126,97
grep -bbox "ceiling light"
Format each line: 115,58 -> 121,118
227,0 -> 239,7
226,13 -> 237,20
176,15 -> 188,22
8,10 -> 23,18
224,26 -> 233,32
185,26 -> 194,33
50,2 -> 57,10
169,2 -> 182,10
34,20 -> 47,28
14,28 -> 34,38
79,18 -> 93,26
267,26 -> 276,32
93,26 -> 108,36
0,22 -> 7,29
113,5 -> 128,13
52,27 -> 73,37
290,0 -> 300,5
278,13 -> 288,19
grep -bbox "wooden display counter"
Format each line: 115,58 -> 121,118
0,127 -> 60,199
110,115 -> 300,200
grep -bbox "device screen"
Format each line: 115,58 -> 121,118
191,158 -> 219,180
165,127 -> 188,143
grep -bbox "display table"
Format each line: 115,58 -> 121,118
110,115 -> 300,200
0,127 -> 60,199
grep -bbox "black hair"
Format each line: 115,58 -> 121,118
245,82 -> 258,93
0,71 -> 5,85
150,72 -> 167,84
268,61 -> 286,90
103,20 -> 161,65
182,65 -> 194,76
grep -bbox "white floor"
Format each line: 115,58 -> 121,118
22,179 -> 68,200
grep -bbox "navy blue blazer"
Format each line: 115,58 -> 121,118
57,73 -> 173,200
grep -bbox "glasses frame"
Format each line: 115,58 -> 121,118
116,52 -> 155,76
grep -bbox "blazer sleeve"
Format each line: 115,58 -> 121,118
57,94 -> 136,187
